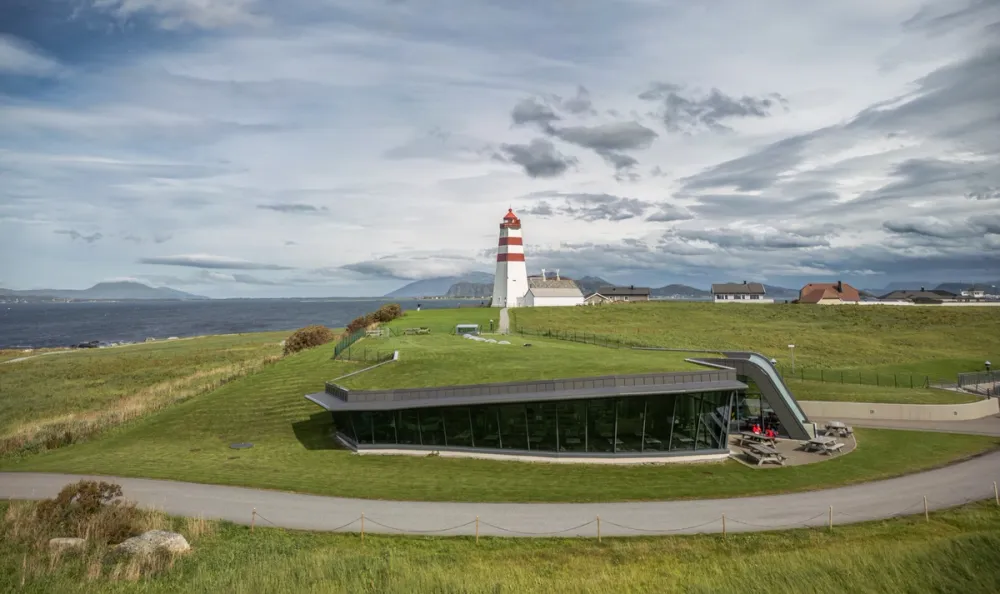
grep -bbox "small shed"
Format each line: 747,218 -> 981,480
455,324 -> 481,335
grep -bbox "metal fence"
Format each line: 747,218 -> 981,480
958,371 -> 998,397
336,347 -> 396,364
515,326 -> 647,349
332,328 -> 367,359
775,366 -> 932,390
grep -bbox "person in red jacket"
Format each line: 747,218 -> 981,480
765,427 -> 777,439
752,424 -> 761,434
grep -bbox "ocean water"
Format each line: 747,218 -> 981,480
0,299 -> 481,349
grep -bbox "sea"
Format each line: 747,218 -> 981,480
0,299 -> 482,349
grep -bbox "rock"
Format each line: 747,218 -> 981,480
116,530 -> 190,556
49,537 -> 86,552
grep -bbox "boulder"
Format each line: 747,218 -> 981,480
116,530 -> 190,556
48,537 -> 86,552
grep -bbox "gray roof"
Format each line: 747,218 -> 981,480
528,278 -> 580,289
529,287 -> 584,298
879,290 -> 955,300
599,285 -> 650,296
711,282 -> 766,295
306,379 -> 746,412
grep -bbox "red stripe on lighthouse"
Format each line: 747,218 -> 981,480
496,253 -> 525,262
498,237 -> 523,246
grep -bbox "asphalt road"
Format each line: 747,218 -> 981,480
3,451 -> 999,537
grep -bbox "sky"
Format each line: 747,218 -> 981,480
1,0 -> 998,298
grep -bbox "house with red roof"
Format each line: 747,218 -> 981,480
798,281 -> 861,304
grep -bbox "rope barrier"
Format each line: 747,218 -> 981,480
243,494 -> 998,537
363,518 -> 478,534
478,519 -> 597,536
600,517 -> 721,534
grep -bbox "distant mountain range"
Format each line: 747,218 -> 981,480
0,281 -> 208,302
385,274 -> 800,300
863,281 -> 999,295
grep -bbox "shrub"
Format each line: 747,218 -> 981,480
33,480 -> 144,544
283,325 -> 336,355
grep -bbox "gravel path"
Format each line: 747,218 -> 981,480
3,451 -> 998,537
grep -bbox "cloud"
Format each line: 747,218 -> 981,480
137,254 -> 294,270
257,203 -> 329,213
343,252 -> 485,280
284,240 -> 298,246
511,97 -> 560,129
522,202 -> 554,216
87,0 -> 266,30
523,192 -> 653,222
671,226 -> 833,250
54,229 -> 103,243
494,139 -> 578,178
883,215 -> 1000,240
645,204 -> 694,222
639,84 -> 786,133
0,35 -> 63,77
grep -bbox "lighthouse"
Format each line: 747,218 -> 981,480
491,208 -> 529,308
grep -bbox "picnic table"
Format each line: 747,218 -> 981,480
744,443 -> 786,466
823,421 -> 853,438
738,432 -> 776,447
403,327 -> 431,335
803,436 -> 845,455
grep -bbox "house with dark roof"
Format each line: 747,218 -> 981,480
879,288 -> 958,304
798,281 -> 861,304
598,285 -> 651,302
711,281 -> 773,304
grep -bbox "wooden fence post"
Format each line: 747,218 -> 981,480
994,481 -> 999,506
597,515 -> 601,543
722,513 -> 726,539
251,508 -> 256,533
361,512 -> 365,543
924,496 -> 929,522
476,516 -> 479,544
828,506 -> 833,531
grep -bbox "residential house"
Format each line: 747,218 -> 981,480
879,288 -> 957,304
522,278 -> 585,307
711,281 -> 773,303
598,285 -> 651,302
798,281 -> 861,304
584,292 -> 610,305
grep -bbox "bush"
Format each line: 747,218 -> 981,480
283,325 -> 336,355
344,303 -> 403,334
33,480 -> 144,544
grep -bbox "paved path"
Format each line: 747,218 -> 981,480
813,415 -> 1000,437
3,453 -> 999,537
499,307 -> 510,334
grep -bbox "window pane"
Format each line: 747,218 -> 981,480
556,401 -> 587,452
616,397 -> 645,452
497,403 -> 528,450
525,403 -> 558,452
670,395 -> 697,451
396,410 -> 420,445
371,411 -> 396,445
471,405 -> 502,449
419,408 -> 446,446
643,395 -> 673,451
352,412 -> 374,445
332,412 -> 355,443
442,407 -> 473,447
587,398 -> 616,452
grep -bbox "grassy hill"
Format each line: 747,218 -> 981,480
510,302 -> 1000,379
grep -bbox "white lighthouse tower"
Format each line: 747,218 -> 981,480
491,208 -> 529,308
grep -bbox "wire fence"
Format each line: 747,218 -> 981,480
335,346 -> 396,364
514,325 -> 985,393
332,328 -> 367,359
245,485 -> 1000,539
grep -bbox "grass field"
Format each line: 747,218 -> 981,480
338,333 -> 704,389
0,332 -> 287,457
510,302 -> 1000,379
786,379 -> 979,405
4,499 -> 1000,593
4,342 -> 996,503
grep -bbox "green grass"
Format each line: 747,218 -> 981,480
387,306 -> 503,334
511,302 -> 1000,378
338,333 -> 705,390
786,379 -> 979,405
4,499 -> 1000,593
0,332 -> 288,456
4,344 -> 996,503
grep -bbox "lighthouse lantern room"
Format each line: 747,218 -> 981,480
491,208 -> 529,308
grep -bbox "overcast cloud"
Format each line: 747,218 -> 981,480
1,0 -> 998,297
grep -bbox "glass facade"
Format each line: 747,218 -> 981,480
332,391 -> 734,455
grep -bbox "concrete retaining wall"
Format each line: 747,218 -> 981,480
799,397 -> 999,421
